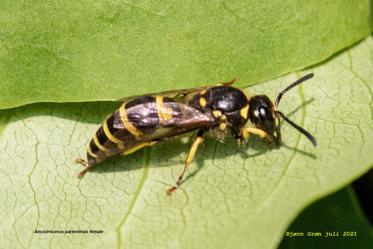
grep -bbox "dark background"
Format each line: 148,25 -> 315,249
279,169 -> 373,249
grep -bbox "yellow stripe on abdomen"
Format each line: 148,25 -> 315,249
87,144 -> 98,158
93,133 -> 109,152
156,96 -> 173,122
119,104 -> 143,139
103,119 -> 125,150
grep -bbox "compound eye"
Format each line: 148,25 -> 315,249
258,106 -> 271,120
256,105 -> 277,133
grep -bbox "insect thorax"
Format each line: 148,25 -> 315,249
188,86 -> 250,137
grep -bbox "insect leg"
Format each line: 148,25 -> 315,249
122,141 -> 157,155
166,130 -> 204,195
75,158 -> 87,166
216,78 -> 238,86
75,158 -> 91,178
242,127 -> 269,140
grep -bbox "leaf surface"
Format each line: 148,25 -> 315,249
0,0 -> 370,109
0,37 -> 373,249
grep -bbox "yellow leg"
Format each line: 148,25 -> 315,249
215,78 -> 238,86
242,127 -> 269,140
166,132 -> 204,195
221,78 -> 238,86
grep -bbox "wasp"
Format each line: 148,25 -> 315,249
76,73 -> 316,195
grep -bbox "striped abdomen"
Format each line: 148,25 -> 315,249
86,95 -> 216,167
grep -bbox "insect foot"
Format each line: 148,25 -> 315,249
166,186 -> 178,196
75,158 -> 90,178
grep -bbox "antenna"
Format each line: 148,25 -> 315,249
276,111 -> 317,147
275,73 -> 314,107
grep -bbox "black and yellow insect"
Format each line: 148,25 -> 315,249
76,74 -> 316,195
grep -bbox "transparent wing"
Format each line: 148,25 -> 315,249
116,78 -> 237,104
112,101 -> 216,132
116,86 -> 208,104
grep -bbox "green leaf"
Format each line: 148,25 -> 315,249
0,110 -> 11,135
279,186 -> 373,249
1,37 -> 373,249
0,0 -> 370,109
